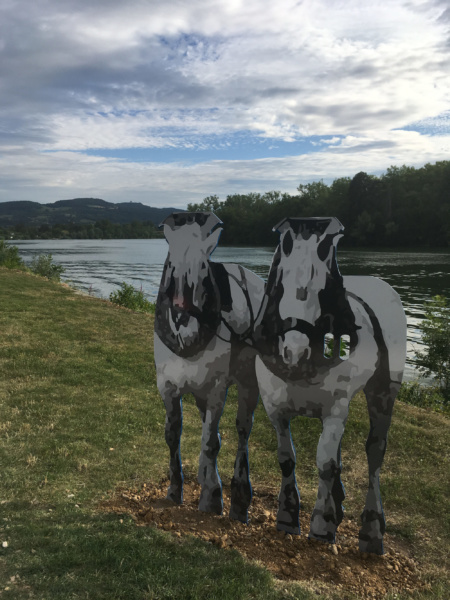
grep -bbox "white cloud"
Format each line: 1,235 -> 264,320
1,130 -> 449,208
0,0 -> 449,206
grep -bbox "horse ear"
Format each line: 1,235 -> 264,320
204,227 -> 223,256
163,223 -> 177,245
328,218 -> 344,235
273,218 -> 291,234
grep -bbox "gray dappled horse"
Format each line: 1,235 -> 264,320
154,212 -> 265,522
253,217 -> 406,554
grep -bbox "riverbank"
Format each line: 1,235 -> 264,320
0,268 -> 449,599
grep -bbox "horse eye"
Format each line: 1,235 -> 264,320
282,230 -> 294,256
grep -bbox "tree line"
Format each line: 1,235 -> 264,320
2,161 -> 449,246
188,161 -> 450,247
2,219 -> 163,240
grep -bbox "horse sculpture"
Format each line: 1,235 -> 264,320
154,212 -> 265,522
253,217 -> 406,554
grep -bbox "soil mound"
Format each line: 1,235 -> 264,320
102,480 -> 426,599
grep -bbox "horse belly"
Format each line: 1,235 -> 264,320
154,332 -> 232,396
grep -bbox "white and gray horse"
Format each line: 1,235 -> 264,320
154,212 -> 265,521
253,217 -> 406,554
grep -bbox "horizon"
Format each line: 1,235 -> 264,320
0,198 -> 179,207
1,1 -> 449,209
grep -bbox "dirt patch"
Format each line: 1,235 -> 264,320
101,480 -> 428,599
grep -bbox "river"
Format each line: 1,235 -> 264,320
13,239 -> 450,382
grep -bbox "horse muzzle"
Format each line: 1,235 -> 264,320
279,330 -> 312,367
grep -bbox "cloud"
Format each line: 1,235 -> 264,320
1,130 -> 449,208
0,0 -> 449,205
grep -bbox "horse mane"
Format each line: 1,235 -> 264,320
316,248 -> 359,341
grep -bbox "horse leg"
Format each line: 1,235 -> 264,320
359,384 -> 397,554
161,389 -> 183,504
195,385 -> 227,515
273,416 -> 300,535
229,381 -> 259,523
309,413 -> 347,543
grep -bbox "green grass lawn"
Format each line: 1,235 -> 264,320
0,268 -> 449,599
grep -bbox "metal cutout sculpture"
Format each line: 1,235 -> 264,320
154,212 -> 265,522
253,217 -> 406,554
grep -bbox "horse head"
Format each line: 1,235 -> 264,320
256,217 -> 357,373
162,212 -> 223,310
273,217 -> 344,326
155,212 -> 224,355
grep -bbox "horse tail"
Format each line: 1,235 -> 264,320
347,292 -> 392,391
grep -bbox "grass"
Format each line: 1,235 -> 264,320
109,282 -> 156,313
1,267 -> 449,599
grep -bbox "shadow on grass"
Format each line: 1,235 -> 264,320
2,507 -> 313,600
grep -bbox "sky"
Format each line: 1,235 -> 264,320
1,0 -> 449,209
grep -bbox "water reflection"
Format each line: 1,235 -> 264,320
14,239 -> 450,382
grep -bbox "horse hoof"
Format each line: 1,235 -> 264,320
199,488 -> 223,515
277,522 -> 300,536
230,478 -> 252,523
359,512 -> 385,554
229,506 -> 248,523
309,513 -> 337,543
198,500 -> 223,515
166,490 -> 182,505
308,531 -> 334,543
359,535 -> 384,555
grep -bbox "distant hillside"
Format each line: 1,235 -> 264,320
0,198 -> 182,227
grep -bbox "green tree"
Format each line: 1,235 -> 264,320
416,295 -> 450,402
297,180 -> 330,215
30,254 -> 65,281
187,195 -> 221,212
0,239 -> 25,269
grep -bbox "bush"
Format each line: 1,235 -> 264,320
109,282 -> 156,313
415,295 -> 450,403
0,239 -> 25,269
397,381 -> 448,413
30,254 -> 65,281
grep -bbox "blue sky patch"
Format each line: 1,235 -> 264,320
81,135 -> 343,164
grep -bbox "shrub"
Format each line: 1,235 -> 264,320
0,239 -> 25,269
397,381 -> 448,413
30,254 -> 65,281
109,282 -> 156,313
415,295 -> 450,403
